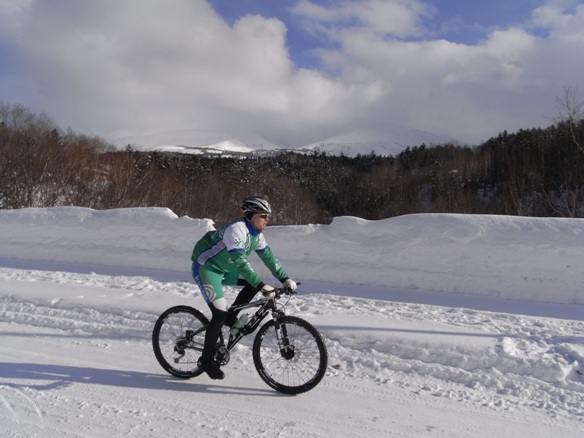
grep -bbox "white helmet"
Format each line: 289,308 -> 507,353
241,196 -> 272,217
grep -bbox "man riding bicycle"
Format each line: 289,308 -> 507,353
191,196 -> 297,380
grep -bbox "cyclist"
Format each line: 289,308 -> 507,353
191,196 -> 297,379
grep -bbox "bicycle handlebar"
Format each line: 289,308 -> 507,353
271,282 -> 301,299
275,287 -> 296,297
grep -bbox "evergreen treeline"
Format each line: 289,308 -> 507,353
1,102 -> 583,224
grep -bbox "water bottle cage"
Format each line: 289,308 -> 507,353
244,313 -> 264,334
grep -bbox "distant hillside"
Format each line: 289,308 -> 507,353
114,123 -> 458,157
3,102 -> 583,224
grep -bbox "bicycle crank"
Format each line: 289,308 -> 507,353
215,345 -> 230,366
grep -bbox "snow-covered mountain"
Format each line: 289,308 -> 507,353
114,128 -> 272,156
114,124 -> 458,157
301,124 -> 457,156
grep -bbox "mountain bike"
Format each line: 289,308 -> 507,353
152,286 -> 328,394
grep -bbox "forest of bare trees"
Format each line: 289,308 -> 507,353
1,99 -> 583,224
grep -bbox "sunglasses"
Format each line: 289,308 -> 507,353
257,213 -> 271,219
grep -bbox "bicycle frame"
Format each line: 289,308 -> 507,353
182,290 -> 290,359
224,295 -> 283,349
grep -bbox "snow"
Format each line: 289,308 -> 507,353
114,124 -> 454,157
1,206 -> 583,437
115,128 -> 278,155
153,141 -> 256,156
301,124 -> 456,157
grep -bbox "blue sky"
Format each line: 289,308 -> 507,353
0,0 -> 583,151
209,0 -> 565,66
211,0 -> 551,54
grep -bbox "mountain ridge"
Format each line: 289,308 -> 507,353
114,124 -> 460,157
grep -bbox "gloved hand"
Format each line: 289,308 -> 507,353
282,278 -> 297,291
261,284 -> 275,299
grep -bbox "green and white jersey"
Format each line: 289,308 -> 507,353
192,218 -> 287,288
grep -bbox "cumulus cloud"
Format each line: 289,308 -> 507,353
292,0 -> 584,142
1,0 -> 378,147
0,0 -> 583,150
291,0 -> 433,39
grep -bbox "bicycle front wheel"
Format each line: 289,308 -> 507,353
152,305 -> 208,379
252,316 -> 328,394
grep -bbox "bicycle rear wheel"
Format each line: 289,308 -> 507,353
252,315 -> 328,394
152,305 -> 208,378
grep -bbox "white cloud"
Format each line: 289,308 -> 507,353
533,0 -> 584,44
0,0 -> 583,149
1,0 -> 372,145
289,0 -> 584,142
291,0 -> 432,39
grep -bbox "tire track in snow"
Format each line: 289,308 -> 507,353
2,267 -> 584,424
0,296 -> 156,340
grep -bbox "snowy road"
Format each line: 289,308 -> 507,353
2,266 -> 583,437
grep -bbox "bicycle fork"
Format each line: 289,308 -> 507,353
273,316 -> 295,360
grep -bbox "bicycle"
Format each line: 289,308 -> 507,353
152,285 -> 328,394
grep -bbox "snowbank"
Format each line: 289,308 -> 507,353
1,207 -> 583,305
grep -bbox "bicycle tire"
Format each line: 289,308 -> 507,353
152,305 -> 208,379
252,315 -> 328,394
